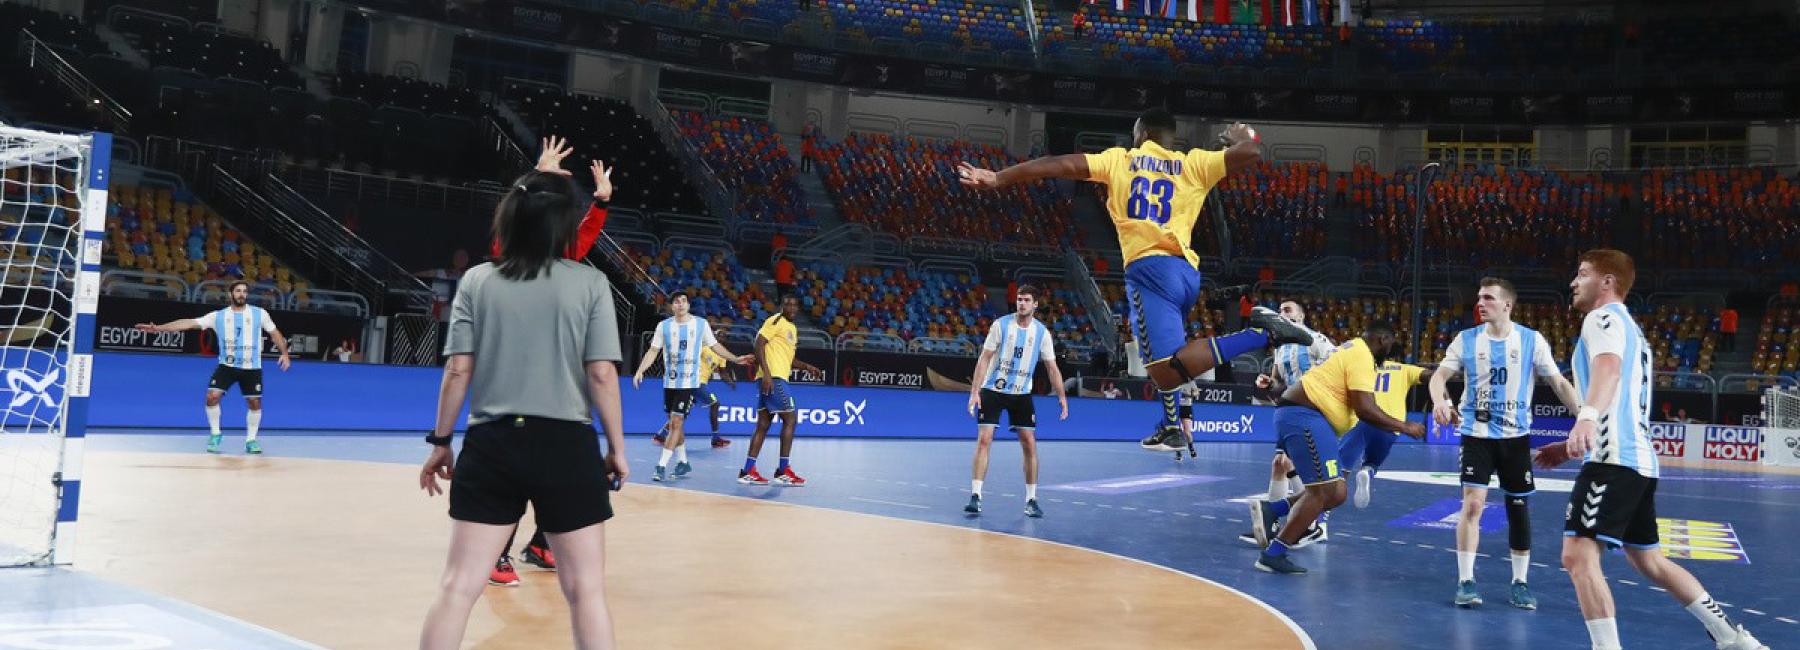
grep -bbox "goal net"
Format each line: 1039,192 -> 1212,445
1763,386 -> 1800,468
0,124 -> 108,566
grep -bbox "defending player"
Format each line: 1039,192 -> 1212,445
633,292 -> 745,482
963,285 -> 1069,518
1536,250 -> 1766,650
1428,277 -> 1584,609
135,280 -> 292,454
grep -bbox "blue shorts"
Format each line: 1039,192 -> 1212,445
693,385 -> 719,408
758,378 -> 795,413
1337,421 -> 1397,471
1275,406 -> 1344,485
1124,255 -> 1201,368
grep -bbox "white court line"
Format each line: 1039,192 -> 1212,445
848,496 -> 929,510
1776,617 -> 1797,624
1744,609 -> 1766,616
1618,580 -> 1637,586
630,483 -> 1318,650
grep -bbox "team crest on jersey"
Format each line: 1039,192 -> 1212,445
1509,349 -> 1520,363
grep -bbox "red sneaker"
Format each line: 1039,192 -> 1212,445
711,437 -> 731,448
773,467 -> 807,487
489,556 -> 520,586
523,544 -> 556,571
738,468 -> 769,485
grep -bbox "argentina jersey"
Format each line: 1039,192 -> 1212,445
654,317 -> 715,390
202,306 -> 275,370
981,318 -> 1055,395
1441,324 -> 1560,439
1273,327 -> 1335,385
1574,303 -> 1657,478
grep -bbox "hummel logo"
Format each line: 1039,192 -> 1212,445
1591,483 -> 1608,494
1585,493 -> 1603,506
5,369 -> 58,409
1582,516 -> 1599,528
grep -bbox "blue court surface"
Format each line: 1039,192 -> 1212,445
6,432 -> 1796,650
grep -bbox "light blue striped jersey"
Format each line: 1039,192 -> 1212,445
1574,303 -> 1657,478
1273,326 -> 1335,385
652,316 -> 716,390
1439,323 -> 1560,439
201,306 -> 275,370
981,317 -> 1055,395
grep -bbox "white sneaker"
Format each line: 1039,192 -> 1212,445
1716,624 -> 1768,650
1353,467 -> 1372,508
1291,522 -> 1329,548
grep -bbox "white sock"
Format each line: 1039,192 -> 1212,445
971,480 -> 984,497
1025,484 -> 1037,501
1287,475 -> 1304,496
244,410 -> 260,441
1684,594 -> 1736,642
205,405 -> 221,435
1585,618 -> 1621,650
1511,552 -> 1530,583
1457,551 -> 1476,583
1267,479 -> 1288,501
675,444 -> 688,463
658,447 -> 673,468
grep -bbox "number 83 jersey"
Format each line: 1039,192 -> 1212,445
1084,140 -> 1228,269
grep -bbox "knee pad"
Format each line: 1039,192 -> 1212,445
1506,495 -> 1531,551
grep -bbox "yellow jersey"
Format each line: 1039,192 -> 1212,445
1299,338 -> 1380,435
1083,141 -> 1229,268
698,348 -> 726,386
1372,362 -> 1427,422
755,314 -> 798,381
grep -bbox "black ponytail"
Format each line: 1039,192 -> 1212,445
492,171 -> 579,281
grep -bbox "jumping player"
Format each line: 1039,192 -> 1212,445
964,285 -> 1069,518
1248,322 -> 1425,574
958,108 -> 1311,453
135,280 -> 292,454
1536,250 -> 1766,650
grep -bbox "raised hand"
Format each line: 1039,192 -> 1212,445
590,160 -> 614,201
956,161 -> 1000,189
536,135 -> 575,176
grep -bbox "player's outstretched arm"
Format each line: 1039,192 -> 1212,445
1350,390 -> 1425,439
1218,123 -> 1262,175
134,318 -> 203,332
957,154 -> 1089,190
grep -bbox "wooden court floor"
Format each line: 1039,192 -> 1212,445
74,452 -> 1308,649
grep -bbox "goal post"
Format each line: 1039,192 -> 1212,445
1763,386 -> 1800,469
0,124 -> 109,566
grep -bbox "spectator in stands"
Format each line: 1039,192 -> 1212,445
1100,381 -> 1122,399
1720,307 -> 1739,353
416,248 -> 471,322
775,256 -> 796,299
1071,8 -> 1087,39
330,338 -> 358,363
800,125 -> 816,173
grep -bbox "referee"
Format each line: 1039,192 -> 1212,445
417,168 -> 628,650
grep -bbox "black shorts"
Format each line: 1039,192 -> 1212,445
207,365 -> 264,397
1459,436 -> 1536,496
449,416 -> 614,534
663,388 -> 697,416
1178,403 -> 1193,419
1563,462 -> 1659,549
977,389 -> 1036,430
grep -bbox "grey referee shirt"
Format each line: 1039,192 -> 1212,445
444,260 -> 622,426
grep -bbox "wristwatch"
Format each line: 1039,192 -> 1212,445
425,433 -> 453,446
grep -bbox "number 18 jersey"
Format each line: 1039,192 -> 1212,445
1083,140 -> 1228,269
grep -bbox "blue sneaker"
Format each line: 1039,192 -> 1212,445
1024,499 -> 1043,518
1255,553 -> 1307,575
652,465 -> 668,482
1508,581 -> 1537,610
1455,580 -> 1483,608
206,434 -> 222,454
1249,499 -> 1282,548
673,461 -> 692,478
